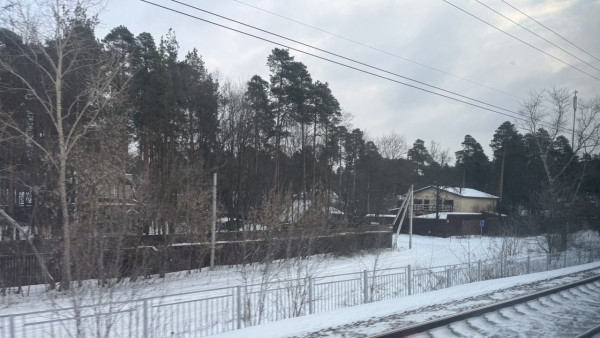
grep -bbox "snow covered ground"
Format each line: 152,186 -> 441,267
211,263 -> 600,337
1,231 -> 599,337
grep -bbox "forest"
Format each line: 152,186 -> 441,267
1,2 -> 600,288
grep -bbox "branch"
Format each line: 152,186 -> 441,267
0,208 -> 56,288
0,111 -> 58,168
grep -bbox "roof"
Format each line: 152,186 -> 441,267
416,212 -> 482,220
282,199 -> 344,222
414,186 -> 499,199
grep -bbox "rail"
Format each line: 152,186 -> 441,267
371,274 -> 600,337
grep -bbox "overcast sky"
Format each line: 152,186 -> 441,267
97,0 -> 600,158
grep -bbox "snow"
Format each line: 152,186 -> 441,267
442,187 -> 498,199
416,212 -> 481,220
209,262 -> 600,338
282,199 -> 344,222
1,231 -> 599,337
415,186 -> 499,199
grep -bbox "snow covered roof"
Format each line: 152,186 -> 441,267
282,199 -> 344,222
328,207 -> 344,215
416,212 -> 482,220
414,186 -> 498,199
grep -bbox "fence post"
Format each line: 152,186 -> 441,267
143,299 -> 149,338
236,286 -> 242,329
407,265 -> 412,296
446,269 -> 451,288
477,260 -> 481,281
578,250 -> 582,265
563,251 -> 567,268
363,270 -> 369,304
308,277 -> 314,315
9,315 -> 15,338
527,255 -> 530,274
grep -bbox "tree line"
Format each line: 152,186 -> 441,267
1,2 -> 600,289
1,6 -> 599,236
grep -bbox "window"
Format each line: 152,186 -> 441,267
414,199 -> 423,204
424,199 -> 430,205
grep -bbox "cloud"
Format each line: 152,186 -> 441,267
98,0 -> 600,156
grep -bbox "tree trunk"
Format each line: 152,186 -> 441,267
56,53 -> 72,291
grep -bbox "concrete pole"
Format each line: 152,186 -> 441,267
409,185 -> 413,249
210,172 -> 217,269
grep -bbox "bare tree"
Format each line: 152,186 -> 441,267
0,0 -> 125,290
429,140 -> 453,166
374,130 -> 407,160
520,88 -> 600,252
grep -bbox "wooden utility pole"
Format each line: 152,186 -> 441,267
393,186 -> 415,249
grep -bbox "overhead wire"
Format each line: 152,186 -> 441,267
168,0 -> 517,117
499,0 -> 600,64
441,0 -> 600,82
231,0 -> 522,100
474,0 -> 600,74
139,0 -> 572,133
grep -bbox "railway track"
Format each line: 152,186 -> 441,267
371,274 -> 600,337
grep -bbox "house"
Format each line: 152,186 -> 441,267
281,192 -> 344,225
282,198 -> 344,224
411,186 -> 498,215
391,186 -> 502,237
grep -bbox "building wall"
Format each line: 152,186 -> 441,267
413,187 -> 497,213
455,197 -> 496,213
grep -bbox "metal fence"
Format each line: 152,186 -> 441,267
1,247 -> 598,337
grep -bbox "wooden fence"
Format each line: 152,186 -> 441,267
0,229 -> 392,289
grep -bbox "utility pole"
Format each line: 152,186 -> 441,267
498,145 -> 506,204
572,90 -> 578,149
409,185 -> 413,249
435,182 -> 440,220
210,172 -> 217,270
461,167 -> 466,194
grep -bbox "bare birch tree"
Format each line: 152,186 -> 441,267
0,0 -> 125,290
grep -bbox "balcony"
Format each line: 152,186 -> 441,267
413,204 -> 453,214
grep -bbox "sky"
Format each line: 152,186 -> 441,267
96,0 -> 600,157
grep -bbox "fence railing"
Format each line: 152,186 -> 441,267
1,247 -> 598,337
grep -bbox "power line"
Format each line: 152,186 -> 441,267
169,0 -> 516,117
139,0 -> 570,133
232,0 -> 522,100
475,0 -> 600,74
441,0 -> 600,82
499,0 -> 600,64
